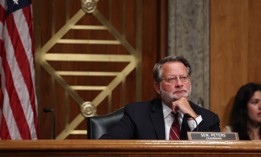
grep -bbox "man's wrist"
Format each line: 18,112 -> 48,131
187,115 -> 202,131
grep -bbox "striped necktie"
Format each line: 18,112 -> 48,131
169,113 -> 180,140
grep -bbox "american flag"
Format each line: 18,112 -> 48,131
0,0 -> 38,139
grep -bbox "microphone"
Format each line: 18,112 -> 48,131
43,108 -> 55,139
184,113 -> 198,132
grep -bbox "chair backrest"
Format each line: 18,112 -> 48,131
87,108 -> 124,139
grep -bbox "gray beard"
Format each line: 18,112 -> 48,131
160,86 -> 192,106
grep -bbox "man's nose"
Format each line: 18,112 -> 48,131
175,78 -> 183,86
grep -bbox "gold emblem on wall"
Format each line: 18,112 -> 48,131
81,0 -> 99,13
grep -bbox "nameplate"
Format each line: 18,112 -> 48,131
187,132 -> 239,140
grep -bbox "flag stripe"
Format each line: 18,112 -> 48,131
0,0 -> 38,140
1,48 -> 24,139
13,6 -> 38,139
26,6 -> 39,133
0,111 -> 11,139
15,7 -> 37,114
2,35 -> 31,139
0,2 -> 4,139
0,4 -> 4,26
2,81 -> 21,139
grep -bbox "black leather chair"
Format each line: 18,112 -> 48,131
87,108 -> 124,139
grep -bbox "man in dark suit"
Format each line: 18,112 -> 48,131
100,55 -> 220,140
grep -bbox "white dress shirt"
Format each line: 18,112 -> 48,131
162,102 -> 202,140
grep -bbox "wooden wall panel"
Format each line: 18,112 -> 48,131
210,0 -> 261,128
248,0 -> 261,82
141,0 -> 166,101
33,0 -> 166,139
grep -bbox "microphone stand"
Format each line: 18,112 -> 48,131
43,108 -> 56,139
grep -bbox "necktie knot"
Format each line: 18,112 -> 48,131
173,112 -> 179,119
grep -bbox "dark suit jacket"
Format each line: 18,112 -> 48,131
100,98 -> 220,140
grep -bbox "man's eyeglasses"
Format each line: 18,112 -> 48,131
161,75 -> 190,84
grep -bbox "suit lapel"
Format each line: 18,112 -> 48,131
150,99 -> 165,140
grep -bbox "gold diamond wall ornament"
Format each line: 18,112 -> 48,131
35,0 -> 141,139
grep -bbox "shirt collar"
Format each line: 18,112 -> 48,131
162,101 -> 184,119
162,101 -> 172,119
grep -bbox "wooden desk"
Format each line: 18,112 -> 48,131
0,140 -> 261,157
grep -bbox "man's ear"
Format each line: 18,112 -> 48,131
153,82 -> 160,94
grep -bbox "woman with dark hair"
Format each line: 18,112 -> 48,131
223,83 -> 261,140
